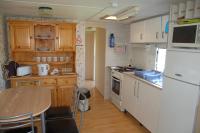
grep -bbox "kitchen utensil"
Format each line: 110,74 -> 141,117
37,64 -> 50,76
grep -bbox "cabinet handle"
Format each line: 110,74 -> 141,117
134,81 -> 136,96
137,82 -> 139,98
162,32 -> 164,39
156,32 -> 159,39
140,34 -> 143,40
30,36 -> 33,39
56,37 -> 59,39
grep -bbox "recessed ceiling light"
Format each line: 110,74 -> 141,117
105,16 -> 117,20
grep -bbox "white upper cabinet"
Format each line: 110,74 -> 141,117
130,21 -> 145,43
130,15 -> 169,43
145,17 -> 161,43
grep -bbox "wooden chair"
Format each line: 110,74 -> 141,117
0,112 -> 37,133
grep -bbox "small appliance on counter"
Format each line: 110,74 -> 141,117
17,66 -> 32,76
37,64 -> 50,76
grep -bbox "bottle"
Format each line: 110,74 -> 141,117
109,33 -> 115,48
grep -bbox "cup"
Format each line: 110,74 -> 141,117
36,57 -> 41,62
47,57 -> 52,62
41,57 -> 47,62
66,56 -> 70,63
53,57 -> 58,62
59,57 -> 64,62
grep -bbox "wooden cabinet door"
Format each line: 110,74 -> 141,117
10,22 -> 34,51
57,86 -> 74,107
56,24 -> 76,51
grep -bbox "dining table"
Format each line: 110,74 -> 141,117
0,87 -> 51,133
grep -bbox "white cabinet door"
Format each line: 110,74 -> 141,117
122,75 -> 137,114
145,17 -> 161,43
160,15 -> 169,43
138,81 -> 161,133
130,21 -> 145,43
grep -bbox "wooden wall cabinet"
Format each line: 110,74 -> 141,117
9,21 -> 34,51
55,24 -> 76,51
11,75 -> 77,107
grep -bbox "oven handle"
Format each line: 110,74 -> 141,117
112,77 -> 121,82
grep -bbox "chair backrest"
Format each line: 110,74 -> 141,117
0,112 -> 35,133
71,85 -> 88,133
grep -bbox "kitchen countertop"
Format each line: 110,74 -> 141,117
122,72 -> 162,89
10,73 -> 77,80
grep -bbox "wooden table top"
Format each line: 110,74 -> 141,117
0,88 -> 51,122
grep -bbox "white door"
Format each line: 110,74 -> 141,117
130,21 -> 145,43
160,15 -> 169,43
157,77 -> 199,133
139,81 -> 161,133
145,17 -> 161,43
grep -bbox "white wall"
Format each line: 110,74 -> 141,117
85,21 -> 130,99
0,15 -> 8,90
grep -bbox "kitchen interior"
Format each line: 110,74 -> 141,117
0,0 -> 200,133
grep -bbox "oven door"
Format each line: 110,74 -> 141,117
111,76 -> 121,96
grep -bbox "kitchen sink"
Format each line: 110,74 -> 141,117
134,70 -> 163,86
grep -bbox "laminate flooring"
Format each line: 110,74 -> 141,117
77,89 -> 150,133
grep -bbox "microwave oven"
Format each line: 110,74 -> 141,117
171,24 -> 200,48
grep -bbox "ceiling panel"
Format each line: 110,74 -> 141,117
0,0 -> 171,23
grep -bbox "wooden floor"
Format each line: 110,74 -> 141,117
77,89 -> 150,133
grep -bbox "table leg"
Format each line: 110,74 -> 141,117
41,112 -> 46,133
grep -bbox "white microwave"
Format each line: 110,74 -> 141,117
171,24 -> 200,48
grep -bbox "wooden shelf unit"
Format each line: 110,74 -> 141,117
8,20 -> 77,108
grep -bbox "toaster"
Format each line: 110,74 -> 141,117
17,66 -> 32,76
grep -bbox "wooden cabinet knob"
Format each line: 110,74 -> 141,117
56,37 -> 59,39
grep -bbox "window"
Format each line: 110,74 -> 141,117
155,48 -> 166,72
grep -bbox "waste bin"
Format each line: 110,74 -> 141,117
78,88 -> 91,112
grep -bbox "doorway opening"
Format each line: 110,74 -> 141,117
84,27 -> 106,94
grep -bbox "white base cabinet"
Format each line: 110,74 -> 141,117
122,74 -> 161,133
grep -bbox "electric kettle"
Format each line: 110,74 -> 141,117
37,64 -> 50,76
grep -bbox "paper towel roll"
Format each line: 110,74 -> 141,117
171,4 -> 178,22
178,2 -> 186,19
194,0 -> 200,18
185,1 -> 194,19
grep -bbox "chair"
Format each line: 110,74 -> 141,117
0,112 -> 37,133
46,86 -> 88,133
45,86 -> 79,121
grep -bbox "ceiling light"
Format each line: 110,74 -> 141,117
105,16 -> 117,20
38,6 -> 53,17
101,6 -> 139,21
